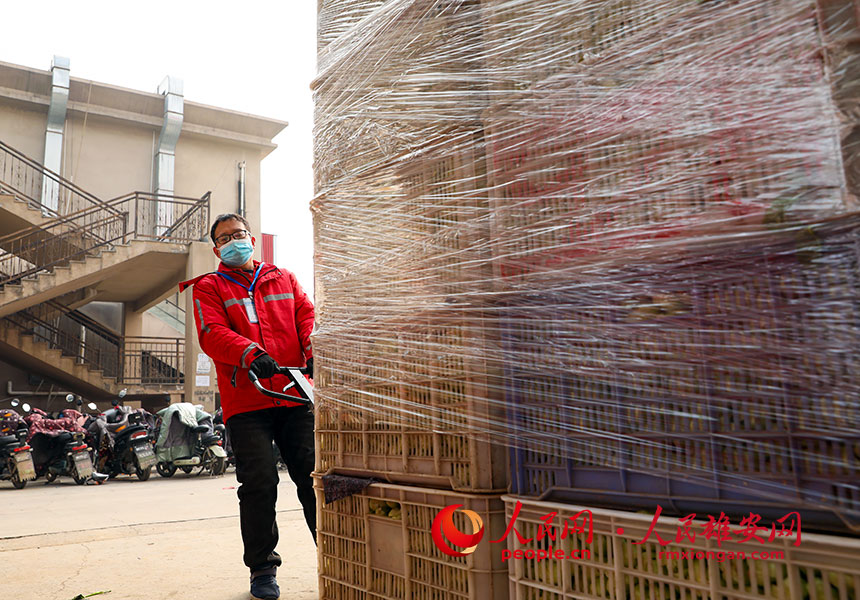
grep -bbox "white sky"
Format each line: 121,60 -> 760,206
1,0 -> 318,294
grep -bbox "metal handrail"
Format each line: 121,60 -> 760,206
3,304 -> 185,387
121,336 -> 185,386
159,191 -> 211,241
0,212 -> 127,286
4,303 -> 121,379
0,139 -> 122,217
0,191 -> 210,287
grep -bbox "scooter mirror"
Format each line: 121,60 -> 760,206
65,394 -> 75,403
21,403 -> 31,412
118,388 -> 128,399
87,402 -> 98,411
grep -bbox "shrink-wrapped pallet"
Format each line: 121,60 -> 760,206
313,0 -> 860,532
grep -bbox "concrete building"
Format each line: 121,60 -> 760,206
0,57 -> 286,414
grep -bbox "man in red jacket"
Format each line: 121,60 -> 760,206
180,213 -> 314,600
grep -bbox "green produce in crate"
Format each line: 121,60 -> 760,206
829,571 -> 855,595
368,498 -> 390,516
388,508 -> 402,520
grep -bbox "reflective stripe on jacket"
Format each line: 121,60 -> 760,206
180,260 -> 314,422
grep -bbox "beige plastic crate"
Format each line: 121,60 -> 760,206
503,496 -> 860,600
315,477 -> 509,600
314,309 -> 508,493
313,0 -> 488,190
317,0 -> 388,53
478,0 -> 823,94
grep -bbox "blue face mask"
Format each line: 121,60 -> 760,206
219,239 -> 254,267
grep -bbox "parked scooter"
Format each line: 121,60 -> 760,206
0,408 -> 36,489
27,394 -> 100,485
155,403 -> 227,477
95,390 -> 157,481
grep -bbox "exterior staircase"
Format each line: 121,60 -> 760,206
0,308 -> 184,401
0,238 -> 190,318
0,192 -> 57,237
0,138 -> 207,398
0,322 -> 124,399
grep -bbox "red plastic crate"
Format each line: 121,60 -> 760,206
315,477 -> 509,600
485,67 -> 843,282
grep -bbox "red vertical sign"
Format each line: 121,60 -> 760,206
261,233 -> 277,264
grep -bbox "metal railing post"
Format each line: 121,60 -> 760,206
118,341 -> 125,385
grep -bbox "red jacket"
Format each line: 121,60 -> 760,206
179,261 -> 314,422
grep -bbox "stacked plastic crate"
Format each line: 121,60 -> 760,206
479,0 -> 860,599
313,1 -> 860,599
313,2 -> 511,599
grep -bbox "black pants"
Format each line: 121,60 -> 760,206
227,405 -> 316,572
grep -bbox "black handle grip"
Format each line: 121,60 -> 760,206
248,365 -> 313,406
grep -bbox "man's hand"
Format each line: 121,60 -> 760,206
250,353 -> 278,379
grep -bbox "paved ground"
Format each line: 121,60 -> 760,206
0,469 -> 319,600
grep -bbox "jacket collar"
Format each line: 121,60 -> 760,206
217,259 -> 261,276
178,261 -> 280,293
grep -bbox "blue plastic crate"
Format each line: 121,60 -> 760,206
500,222 -> 860,534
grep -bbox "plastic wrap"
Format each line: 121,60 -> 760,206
311,0 -> 860,532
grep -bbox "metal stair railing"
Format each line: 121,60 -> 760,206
0,139 -> 122,218
0,191 -> 210,287
3,301 -> 185,387
122,337 -> 185,386
105,190 -> 211,243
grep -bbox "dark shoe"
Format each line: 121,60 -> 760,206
250,575 -> 280,600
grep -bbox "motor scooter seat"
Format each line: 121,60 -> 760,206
192,425 -> 210,434
0,434 -> 19,446
202,433 -> 220,446
55,432 -> 73,444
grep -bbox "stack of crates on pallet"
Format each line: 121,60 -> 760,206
477,0 -> 860,596
313,0 -> 860,598
313,2 -> 509,599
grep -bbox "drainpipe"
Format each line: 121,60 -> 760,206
154,76 -> 184,236
7,381 -> 72,397
42,56 -> 70,215
238,161 -> 246,217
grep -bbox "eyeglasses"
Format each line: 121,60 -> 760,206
214,229 -> 251,246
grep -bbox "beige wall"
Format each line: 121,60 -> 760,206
62,113 -> 154,198
0,101 -> 264,210
0,101 -> 50,162
174,134 -> 264,233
